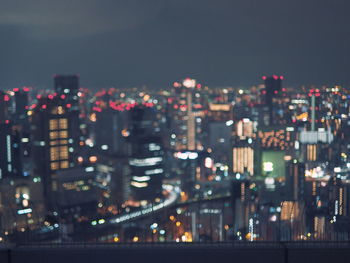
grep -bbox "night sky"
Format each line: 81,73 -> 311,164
1,0 -> 350,89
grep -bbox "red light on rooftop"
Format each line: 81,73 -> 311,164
23,87 -> 30,92
4,95 -> 10,102
42,104 -> 47,109
61,95 -> 66,99
273,75 -> 278,80
280,76 -> 284,80
262,76 -> 267,80
48,94 -> 54,99
5,120 -> 9,124
13,88 -> 19,92
36,95 -> 42,99
196,84 -> 202,89
66,104 -> 71,108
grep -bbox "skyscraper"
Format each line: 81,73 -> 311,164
262,75 -> 283,126
128,105 -> 164,203
31,96 -> 76,210
54,75 -> 80,109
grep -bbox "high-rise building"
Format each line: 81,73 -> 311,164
0,122 -> 15,179
127,105 -> 164,203
31,96 -> 77,210
54,75 -> 80,109
0,91 -> 9,124
261,75 -> 283,126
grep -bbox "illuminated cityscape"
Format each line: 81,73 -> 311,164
1,76 -> 350,245
1,1 -> 350,262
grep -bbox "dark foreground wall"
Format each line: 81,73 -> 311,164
1,243 -> 350,263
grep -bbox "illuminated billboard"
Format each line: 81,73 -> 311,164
261,151 -> 285,178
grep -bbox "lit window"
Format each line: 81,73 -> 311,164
60,139 -> 68,145
59,130 -> 68,138
49,120 -> 58,130
59,146 -> 69,159
50,147 -> 59,161
59,118 -> 68,129
60,161 -> 69,169
51,162 -> 59,170
50,131 -> 58,140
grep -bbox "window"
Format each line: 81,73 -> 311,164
59,118 -> 68,129
49,119 -> 58,130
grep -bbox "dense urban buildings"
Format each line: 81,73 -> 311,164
0,75 -> 350,244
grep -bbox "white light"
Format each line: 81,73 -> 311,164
85,167 -> 94,172
64,89 -> 69,94
264,177 -> 275,185
263,162 -> 274,172
17,208 -> 32,215
131,181 -> 148,188
145,168 -> 163,175
6,135 -> 11,163
132,176 -> 151,182
175,151 -> 198,160
205,157 -> 213,168
182,78 -> 196,88
21,138 -> 29,143
226,120 -> 234,126
334,167 -> 341,173
101,145 -> 108,150
149,143 -> 161,151
129,157 -> 163,167
295,141 -> 299,150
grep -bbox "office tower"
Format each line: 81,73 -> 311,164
128,105 -> 164,203
0,91 -> 9,123
31,96 -> 77,210
261,75 -> 283,126
286,160 -> 305,201
171,78 -> 203,151
13,87 -> 29,125
95,108 -> 127,155
232,146 -> 254,176
0,122 -> 15,179
54,75 -> 80,109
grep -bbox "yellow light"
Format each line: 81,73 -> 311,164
89,113 -> 97,122
132,236 -> 139,242
89,156 -> 97,163
176,221 -> 181,227
114,237 -> 119,242
169,215 -> 175,221
143,94 -> 150,101
121,129 -> 130,137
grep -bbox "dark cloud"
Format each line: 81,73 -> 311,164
0,0 -> 350,88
